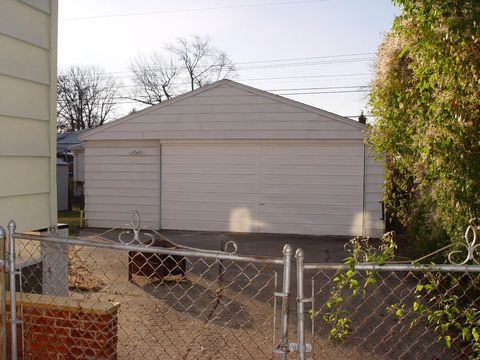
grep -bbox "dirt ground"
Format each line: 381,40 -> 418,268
47,229 -> 454,359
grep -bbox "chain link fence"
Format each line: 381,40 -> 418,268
2,223 -> 292,360
2,217 -> 480,360
296,262 -> 480,360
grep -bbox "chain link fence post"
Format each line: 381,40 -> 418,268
7,220 -> 17,360
0,226 -> 6,360
296,248 -> 306,360
276,244 -> 293,360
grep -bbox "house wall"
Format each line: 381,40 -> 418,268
84,140 -> 161,229
0,0 -> 58,231
81,81 -> 385,237
73,149 -> 85,182
364,148 -> 385,238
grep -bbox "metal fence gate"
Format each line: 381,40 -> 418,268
0,215 -> 294,360
1,214 -> 480,360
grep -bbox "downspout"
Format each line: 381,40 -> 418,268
49,0 -> 59,228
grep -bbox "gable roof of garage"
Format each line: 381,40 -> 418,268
81,79 -> 366,141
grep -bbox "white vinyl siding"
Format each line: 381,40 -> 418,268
258,143 -> 364,236
162,142 -> 365,236
162,144 -> 259,232
82,80 -> 385,237
364,149 -> 385,237
0,0 -> 57,232
84,83 -> 364,141
84,141 -> 160,229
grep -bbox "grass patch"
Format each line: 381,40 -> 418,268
58,208 -> 82,236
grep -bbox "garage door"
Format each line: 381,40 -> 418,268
161,143 -> 364,236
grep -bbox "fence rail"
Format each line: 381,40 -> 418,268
295,262 -> 480,359
1,219 -> 293,360
1,214 -> 480,359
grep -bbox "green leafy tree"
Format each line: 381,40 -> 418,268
369,0 -> 480,248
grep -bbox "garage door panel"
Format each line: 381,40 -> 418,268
163,209 -> 256,222
262,203 -> 358,216
258,143 -> 363,236
259,193 -> 362,205
163,200 -> 259,212
163,191 -> 258,203
162,144 -> 259,231
260,155 -> 362,166
162,142 -> 365,236
260,165 -> 363,176
164,182 -> 258,194
165,174 -> 259,184
260,183 -> 361,196
164,164 -> 257,175
260,212 -> 361,226
260,174 -> 362,186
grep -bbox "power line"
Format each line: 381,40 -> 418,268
93,87 -> 371,105
277,89 -> 370,95
102,85 -> 371,100
240,72 -> 372,81
58,58 -> 374,83
59,53 -> 373,79
265,85 -> 371,91
236,57 -> 373,70
236,52 -> 374,65
60,0 -> 328,21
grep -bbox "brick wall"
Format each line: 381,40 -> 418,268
4,292 -> 119,360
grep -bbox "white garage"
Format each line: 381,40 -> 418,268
81,80 -> 384,237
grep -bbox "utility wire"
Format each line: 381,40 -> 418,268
62,53 -> 374,77
61,0 -> 328,21
96,88 -> 371,105
100,85 -> 372,100
236,52 -> 374,65
58,59 -> 374,83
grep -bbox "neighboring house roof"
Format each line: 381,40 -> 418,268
56,158 -> 69,166
57,129 -> 88,153
81,79 -> 366,141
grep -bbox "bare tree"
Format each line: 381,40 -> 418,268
167,35 -> 236,91
128,53 -> 178,105
57,65 -> 120,132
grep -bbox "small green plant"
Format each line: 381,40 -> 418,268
390,272 -> 480,359
315,232 -> 397,341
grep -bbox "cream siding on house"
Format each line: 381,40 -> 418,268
82,80 -> 385,237
0,0 -> 57,231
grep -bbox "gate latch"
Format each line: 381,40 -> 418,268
288,342 -> 312,353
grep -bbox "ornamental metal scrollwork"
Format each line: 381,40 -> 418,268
118,209 -> 155,246
118,209 -> 239,255
448,218 -> 480,265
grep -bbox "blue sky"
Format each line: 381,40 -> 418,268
58,0 -> 400,119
